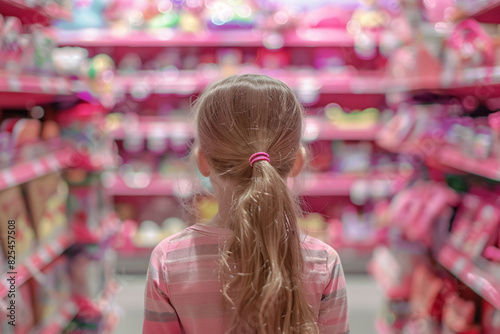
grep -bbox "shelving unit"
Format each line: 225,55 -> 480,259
105,174 -> 192,197
0,74 -> 74,108
53,27 -> 357,48
438,243 -> 500,310
110,117 -> 381,141
0,142 -> 72,190
29,300 -> 79,334
301,173 -> 399,197
0,2 -> 120,334
0,232 -> 73,299
3,0 -> 500,332
457,0 -> 500,23
100,70 -> 390,98
438,146 -> 500,181
0,0 -> 71,25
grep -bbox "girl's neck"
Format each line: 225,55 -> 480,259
203,175 -> 235,229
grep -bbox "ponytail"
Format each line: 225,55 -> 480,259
220,160 -> 318,333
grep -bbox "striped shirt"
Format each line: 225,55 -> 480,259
143,223 -> 350,334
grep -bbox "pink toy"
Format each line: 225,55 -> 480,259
448,19 -> 495,72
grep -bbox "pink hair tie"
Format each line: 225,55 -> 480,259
249,152 -> 270,167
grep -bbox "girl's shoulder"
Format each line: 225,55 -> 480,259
300,233 -> 341,264
152,223 -> 230,256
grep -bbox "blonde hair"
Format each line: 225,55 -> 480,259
193,74 -> 318,333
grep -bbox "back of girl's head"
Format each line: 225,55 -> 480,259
194,74 -> 318,334
195,74 -> 303,181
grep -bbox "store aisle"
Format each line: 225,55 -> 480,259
345,274 -> 383,334
113,273 -> 381,333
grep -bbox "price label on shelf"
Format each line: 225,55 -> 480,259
493,67 -> 500,82
47,154 -> 61,171
1,169 -> 17,188
40,76 -> 53,93
470,269 -> 487,292
37,246 -> 52,264
31,159 -> 45,176
8,77 -> 21,92
452,256 -> 467,275
51,238 -> 63,255
56,77 -> 69,94
463,68 -> 484,84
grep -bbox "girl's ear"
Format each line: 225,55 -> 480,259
290,146 -> 306,177
196,148 -> 211,177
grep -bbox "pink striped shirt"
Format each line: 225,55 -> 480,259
143,223 -> 350,333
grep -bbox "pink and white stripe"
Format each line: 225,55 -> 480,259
143,223 -> 350,334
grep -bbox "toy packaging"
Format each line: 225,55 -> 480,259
30,255 -> 72,326
23,172 -> 69,246
0,186 -> 37,264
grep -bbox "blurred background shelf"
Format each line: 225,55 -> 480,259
53,28 -> 357,48
0,74 -> 73,108
0,232 -> 73,299
0,0 -> 71,25
29,299 -> 78,334
438,243 -> 500,310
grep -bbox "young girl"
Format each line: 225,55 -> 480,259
143,74 -> 350,334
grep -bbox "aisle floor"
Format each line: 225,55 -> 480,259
113,273 -> 382,333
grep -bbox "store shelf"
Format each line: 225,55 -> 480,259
53,28 -> 355,48
282,28 -> 357,47
300,173 -> 400,197
0,0 -> 71,25
108,70 -> 389,97
70,149 -> 119,172
438,146 -> 500,181
440,67 -> 500,95
29,299 -> 78,334
0,74 -> 73,108
107,172 -> 401,198
437,243 -> 500,310
105,174 -> 193,197
110,116 -> 381,142
304,118 -> 381,141
110,119 -> 194,140
0,143 -> 72,190
386,66 -> 500,96
460,0 -> 500,23
0,232 -> 73,299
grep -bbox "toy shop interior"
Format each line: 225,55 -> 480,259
1,0 -> 500,333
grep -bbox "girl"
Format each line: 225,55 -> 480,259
143,74 -> 350,334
